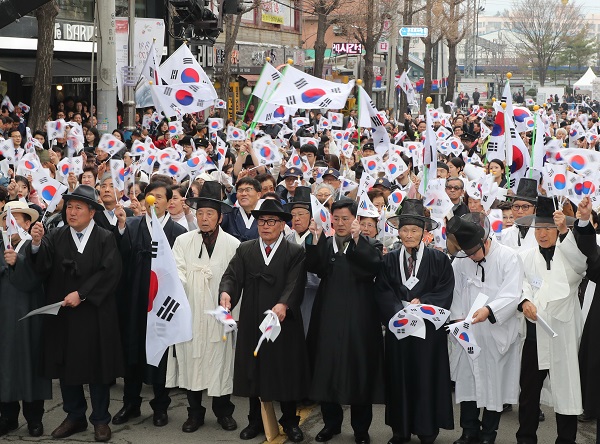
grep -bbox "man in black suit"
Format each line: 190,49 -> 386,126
111,181 -> 187,428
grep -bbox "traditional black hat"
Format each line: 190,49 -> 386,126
251,199 -> 292,222
186,181 -> 232,213
285,186 -> 312,212
386,199 -> 439,231
63,185 -> 104,211
514,195 -> 575,228
509,178 -> 538,204
446,212 -> 490,257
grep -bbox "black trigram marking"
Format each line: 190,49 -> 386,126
271,72 -> 280,81
157,296 -> 180,321
438,308 -> 446,315
286,96 -> 297,105
164,87 -> 173,96
453,327 -> 459,336
294,78 -> 308,89
151,241 -> 158,259
183,57 -> 194,64
410,320 -> 418,327
371,116 -> 383,127
463,322 -> 470,330
170,70 -> 178,80
319,98 -> 332,108
396,328 -> 406,334
467,346 -> 474,354
331,87 -> 341,93
189,84 -> 199,93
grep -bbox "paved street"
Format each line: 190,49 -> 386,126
1,380 -> 596,443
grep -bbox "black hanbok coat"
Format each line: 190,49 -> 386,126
573,222 -> 600,416
218,238 -> 309,402
305,234 -> 384,405
116,216 -> 186,383
374,246 -> 454,437
0,239 -> 51,402
26,223 -> 123,385
221,207 -> 259,242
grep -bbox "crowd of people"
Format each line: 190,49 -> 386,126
1,91 -> 600,444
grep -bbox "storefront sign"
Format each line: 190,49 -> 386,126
332,43 -> 362,55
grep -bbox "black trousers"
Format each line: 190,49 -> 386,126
516,340 -> 578,444
459,401 -> 501,442
0,400 -> 44,424
60,381 -> 111,425
321,402 -> 372,435
122,375 -> 171,413
248,397 -> 299,428
186,391 -> 235,419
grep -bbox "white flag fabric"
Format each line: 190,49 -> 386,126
31,170 -> 67,210
310,194 -> 332,233
267,65 -> 354,109
147,206 -> 193,366
110,159 -> 126,191
1,95 -> 14,112
46,119 -> 66,141
140,39 -> 162,86
328,112 -> 344,128
357,86 -> 385,129
252,62 -> 283,100
357,193 -> 380,218
98,133 -> 125,157
226,126 -> 247,142
396,70 -> 416,105
252,136 -> 282,166
160,43 -> 217,96
150,83 -> 216,117
253,103 -> 295,124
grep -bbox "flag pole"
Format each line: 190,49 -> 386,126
240,58 -> 271,123
356,80 -> 362,152
529,104 -> 539,179
248,59 -> 293,134
423,96 -> 433,194
503,72 -> 512,189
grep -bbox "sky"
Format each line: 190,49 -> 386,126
483,0 -> 600,16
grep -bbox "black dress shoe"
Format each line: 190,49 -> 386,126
51,418 -> 88,438
578,412 -> 596,422
28,422 -> 44,437
0,418 -> 18,436
112,405 -> 141,425
239,423 -> 264,440
501,404 -> 512,413
354,432 -> 371,444
182,416 -> 204,433
480,440 -> 494,444
153,411 -> 168,427
315,426 -> 342,442
283,425 -> 304,442
217,415 -> 237,431
453,434 -> 480,444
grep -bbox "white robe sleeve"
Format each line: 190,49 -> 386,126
557,230 -> 587,276
173,236 -> 188,288
487,252 -> 524,326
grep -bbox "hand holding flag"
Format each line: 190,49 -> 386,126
254,310 -> 281,357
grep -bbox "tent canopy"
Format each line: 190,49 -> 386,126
574,67 -> 596,91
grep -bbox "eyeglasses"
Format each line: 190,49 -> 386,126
360,222 -> 377,229
316,193 -> 331,198
332,216 -> 353,223
257,219 -> 281,226
445,185 -> 463,191
291,211 -> 310,218
237,187 -> 256,194
512,204 -> 534,211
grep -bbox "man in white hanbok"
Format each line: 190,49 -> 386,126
447,213 -> 524,444
166,182 -> 240,433
515,196 -> 587,444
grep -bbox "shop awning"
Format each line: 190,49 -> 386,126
0,57 -> 95,85
239,74 -> 261,86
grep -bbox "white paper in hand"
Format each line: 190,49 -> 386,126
19,301 -> 63,321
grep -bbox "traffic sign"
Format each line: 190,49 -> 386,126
399,26 -> 428,38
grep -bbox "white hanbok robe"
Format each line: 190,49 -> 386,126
166,228 -> 240,395
450,239 -> 524,411
518,230 -> 587,415
500,222 -> 537,250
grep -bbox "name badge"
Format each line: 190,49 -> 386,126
405,276 -> 420,290
531,277 -> 543,289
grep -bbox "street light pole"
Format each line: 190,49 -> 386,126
96,0 -> 118,133
122,0 -> 136,131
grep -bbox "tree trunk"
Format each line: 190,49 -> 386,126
30,0 -> 58,132
421,39 -> 432,114
363,0 -> 375,95
313,9 -> 328,79
445,42 -> 458,111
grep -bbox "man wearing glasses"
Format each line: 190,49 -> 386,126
499,178 -> 538,250
285,186 -> 320,335
445,177 -> 469,217
221,177 -> 263,242
219,199 -> 308,443
306,198 -> 384,444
